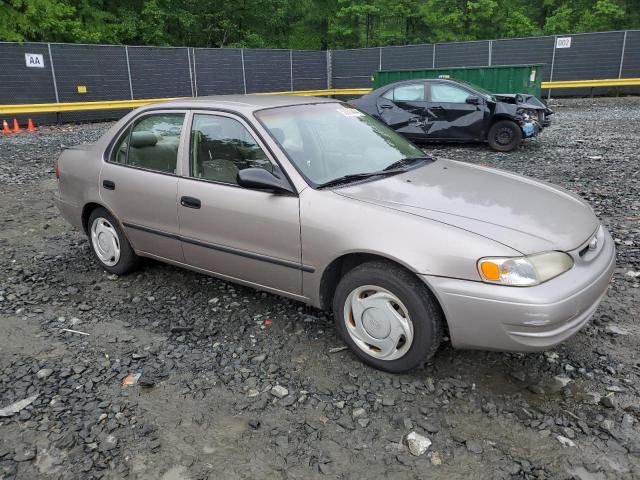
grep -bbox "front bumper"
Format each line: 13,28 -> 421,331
423,226 -> 616,352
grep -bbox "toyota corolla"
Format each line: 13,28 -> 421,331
55,95 -> 615,373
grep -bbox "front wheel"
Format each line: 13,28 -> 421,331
87,207 -> 139,275
487,120 -> 522,152
332,261 -> 443,373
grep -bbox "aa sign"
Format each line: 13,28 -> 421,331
25,53 -> 45,68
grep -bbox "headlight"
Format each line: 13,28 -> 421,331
477,251 -> 573,286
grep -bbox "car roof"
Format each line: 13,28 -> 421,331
377,77 -> 468,91
142,94 -> 338,114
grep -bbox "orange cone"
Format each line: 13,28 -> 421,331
12,119 -> 21,133
2,120 -> 11,135
27,118 -> 36,132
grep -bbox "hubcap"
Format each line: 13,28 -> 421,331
496,127 -> 513,146
343,285 -> 414,361
90,217 -> 120,266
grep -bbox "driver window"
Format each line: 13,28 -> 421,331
430,84 -> 470,103
385,84 -> 425,102
190,114 -> 272,185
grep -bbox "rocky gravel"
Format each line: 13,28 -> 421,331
1,97 -> 639,480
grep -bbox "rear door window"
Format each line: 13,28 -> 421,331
383,84 -> 425,102
110,113 -> 185,174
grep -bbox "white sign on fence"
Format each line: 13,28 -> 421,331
556,37 -> 572,49
25,53 -> 44,68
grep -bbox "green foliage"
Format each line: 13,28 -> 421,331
0,0 -> 637,48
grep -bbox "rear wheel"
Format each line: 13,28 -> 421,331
332,261 -> 443,373
488,120 -> 522,152
87,207 -> 139,275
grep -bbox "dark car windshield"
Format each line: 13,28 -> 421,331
255,103 -> 427,187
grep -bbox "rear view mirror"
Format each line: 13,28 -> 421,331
466,96 -> 481,105
237,166 -> 295,194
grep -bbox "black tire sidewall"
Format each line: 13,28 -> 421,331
87,207 -> 138,275
488,120 -> 522,152
332,262 -> 442,373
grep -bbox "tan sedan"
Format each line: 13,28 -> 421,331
55,95 -> 615,372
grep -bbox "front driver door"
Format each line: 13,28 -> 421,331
177,111 -> 303,296
425,82 -> 487,141
376,83 -> 429,141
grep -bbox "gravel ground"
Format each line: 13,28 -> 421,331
1,97 -> 639,480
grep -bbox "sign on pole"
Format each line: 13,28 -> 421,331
25,53 -> 45,68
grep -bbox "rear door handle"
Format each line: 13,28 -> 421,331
380,104 -> 393,109
102,180 -> 115,190
180,196 -> 201,209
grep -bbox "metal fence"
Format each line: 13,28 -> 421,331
332,30 -> 640,97
0,29 -> 638,123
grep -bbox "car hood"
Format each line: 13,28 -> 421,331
335,159 -> 598,254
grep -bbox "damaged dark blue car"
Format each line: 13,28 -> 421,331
350,78 -> 553,152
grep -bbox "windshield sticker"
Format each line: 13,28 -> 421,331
336,106 -> 364,117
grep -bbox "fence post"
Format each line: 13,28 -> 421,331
125,46 -> 134,100
290,49 -> 294,91
47,43 -> 59,103
488,40 -> 492,66
378,47 -> 382,71
240,48 -> 247,94
326,50 -> 332,89
432,44 -> 436,68
187,48 -> 194,97
192,48 -> 198,96
548,35 -> 557,100
618,31 -> 627,79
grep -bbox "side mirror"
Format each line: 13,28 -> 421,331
466,95 -> 481,105
237,166 -> 295,194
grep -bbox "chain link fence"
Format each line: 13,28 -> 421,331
0,29 -> 638,124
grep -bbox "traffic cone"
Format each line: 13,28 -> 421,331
12,119 -> 21,133
27,118 -> 36,132
2,120 -> 11,135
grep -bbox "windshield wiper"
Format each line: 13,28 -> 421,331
317,171 -> 399,189
383,155 -> 434,171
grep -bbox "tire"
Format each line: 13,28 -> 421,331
332,260 -> 443,373
487,120 -> 522,152
87,207 -> 139,275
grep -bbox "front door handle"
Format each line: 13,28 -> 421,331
102,180 -> 115,190
180,196 -> 201,209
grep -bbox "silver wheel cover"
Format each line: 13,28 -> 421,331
343,285 -> 414,361
90,217 -> 121,267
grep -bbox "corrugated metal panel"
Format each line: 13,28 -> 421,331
493,36 -> 554,81
373,65 -> 543,96
193,48 -> 245,95
0,42 -> 57,124
292,50 -> 327,90
381,44 -> 433,70
50,43 -> 130,122
244,49 -> 291,93
435,41 -> 490,68
332,48 -> 379,87
128,46 -> 192,99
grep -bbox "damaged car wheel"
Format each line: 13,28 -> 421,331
488,120 -> 522,152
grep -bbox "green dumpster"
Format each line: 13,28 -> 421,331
372,64 -> 544,97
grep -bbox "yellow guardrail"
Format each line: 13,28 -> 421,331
0,79 -> 638,115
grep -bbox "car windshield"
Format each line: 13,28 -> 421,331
455,80 -> 496,101
255,103 -> 428,187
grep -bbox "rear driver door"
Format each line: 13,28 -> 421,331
376,83 -> 429,141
